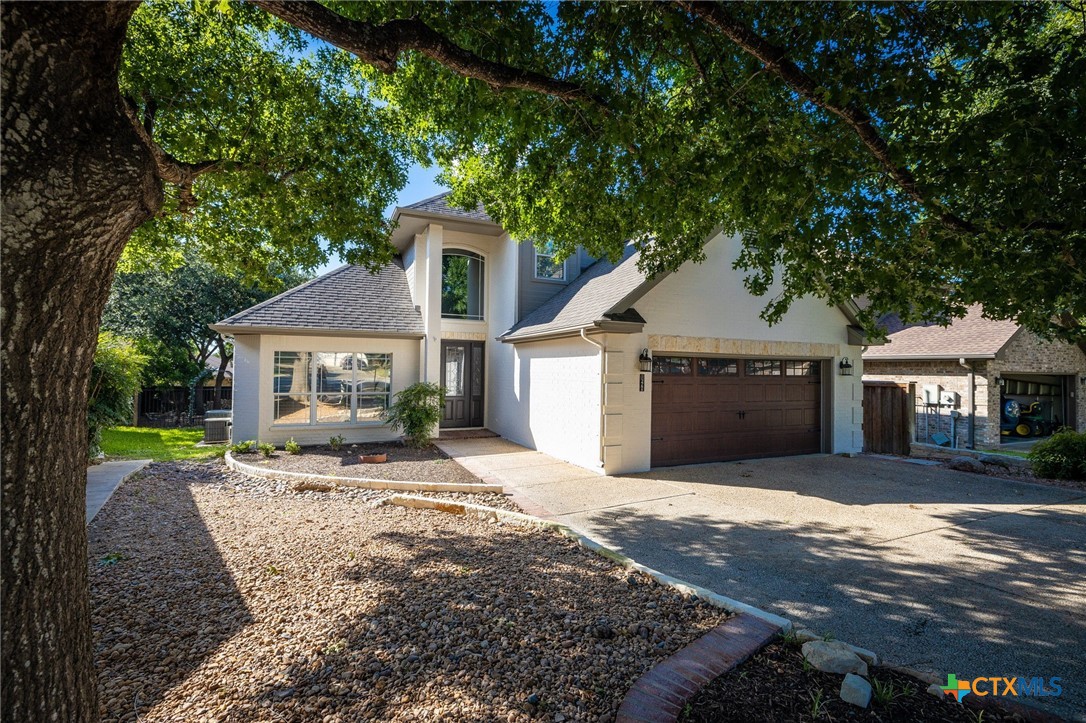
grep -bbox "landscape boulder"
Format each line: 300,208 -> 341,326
978,454 -> 1012,469
948,456 -> 986,474
800,640 -> 868,676
840,673 -> 872,708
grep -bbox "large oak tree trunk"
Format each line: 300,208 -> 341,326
1,4 -> 161,720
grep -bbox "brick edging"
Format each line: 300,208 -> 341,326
616,613 -> 782,723
223,452 -> 504,494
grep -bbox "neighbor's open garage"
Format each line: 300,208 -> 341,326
650,356 -> 823,466
999,373 -> 1075,443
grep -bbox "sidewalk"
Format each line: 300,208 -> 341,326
87,459 -> 151,524
434,437 -> 689,521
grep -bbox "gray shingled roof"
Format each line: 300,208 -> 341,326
863,305 -> 1019,359
401,192 -> 493,223
502,244 -> 651,340
214,261 -> 423,336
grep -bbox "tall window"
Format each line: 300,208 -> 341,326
534,241 -> 566,281
441,250 -> 484,320
273,351 -> 392,425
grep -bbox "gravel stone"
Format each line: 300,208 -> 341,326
89,461 -> 728,722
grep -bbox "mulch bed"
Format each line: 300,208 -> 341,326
927,456 -> 1086,493
243,441 -> 482,485
681,641 -> 1022,723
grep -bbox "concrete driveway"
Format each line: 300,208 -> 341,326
439,438 -> 1086,719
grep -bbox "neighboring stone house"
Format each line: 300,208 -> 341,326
863,306 -> 1086,449
214,192 -> 871,474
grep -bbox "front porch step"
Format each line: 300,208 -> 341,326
438,428 -> 499,440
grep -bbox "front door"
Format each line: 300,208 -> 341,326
440,341 -> 484,427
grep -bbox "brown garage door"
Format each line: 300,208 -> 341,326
651,356 -> 822,467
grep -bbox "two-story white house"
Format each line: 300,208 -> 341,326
213,193 -> 867,474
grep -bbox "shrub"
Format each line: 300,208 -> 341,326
257,442 -> 275,458
88,332 -> 147,458
230,440 -> 256,455
383,382 -> 446,448
285,438 -> 302,455
328,434 -> 345,451
1029,429 -> 1086,480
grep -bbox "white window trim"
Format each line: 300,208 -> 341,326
272,351 -> 393,426
441,249 -> 486,321
533,243 -> 567,282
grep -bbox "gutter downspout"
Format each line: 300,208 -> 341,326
959,358 -> 975,449
580,328 -> 607,469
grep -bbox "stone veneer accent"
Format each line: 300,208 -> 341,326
648,335 -> 839,359
440,330 -> 488,341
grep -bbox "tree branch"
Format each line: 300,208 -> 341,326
678,1 -> 975,233
123,96 -> 219,213
250,1 -> 600,103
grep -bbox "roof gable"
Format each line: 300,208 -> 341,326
501,244 -> 651,340
400,192 -> 493,223
213,261 -> 423,336
863,305 -> 1019,359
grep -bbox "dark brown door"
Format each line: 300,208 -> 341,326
440,341 -> 484,428
651,356 -> 822,467
862,382 -> 910,455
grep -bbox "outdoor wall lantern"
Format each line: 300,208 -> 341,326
639,349 -> 653,373
838,357 -> 854,376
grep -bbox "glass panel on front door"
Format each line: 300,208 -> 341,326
441,341 -> 484,428
444,347 -> 465,397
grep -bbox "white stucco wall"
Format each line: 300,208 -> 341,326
230,334 -> 262,442
237,333 -> 421,447
493,336 -> 604,473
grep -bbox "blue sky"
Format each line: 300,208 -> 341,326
314,164 -> 446,276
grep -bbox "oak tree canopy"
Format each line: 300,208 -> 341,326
2,2 -> 1084,720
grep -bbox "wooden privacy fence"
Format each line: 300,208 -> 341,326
137,386 -> 232,428
862,381 -> 911,455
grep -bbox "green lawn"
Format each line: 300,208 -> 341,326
993,448 -> 1031,459
101,426 -> 223,462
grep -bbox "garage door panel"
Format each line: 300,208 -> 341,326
742,385 -> 765,403
703,385 -> 740,404
785,385 -> 807,402
651,356 -> 822,467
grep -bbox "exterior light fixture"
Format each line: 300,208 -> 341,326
639,349 -> 653,373
838,357 -> 854,376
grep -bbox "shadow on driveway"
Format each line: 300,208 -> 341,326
575,457 -> 1086,718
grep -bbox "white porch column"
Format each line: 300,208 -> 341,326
421,223 -> 443,385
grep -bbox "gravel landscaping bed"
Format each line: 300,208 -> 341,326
90,461 -> 729,722
241,442 -> 482,485
681,640 -> 1020,722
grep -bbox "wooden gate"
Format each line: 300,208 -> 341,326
862,382 -> 911,455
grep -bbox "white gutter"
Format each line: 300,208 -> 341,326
579,328 -> 607,469
863,353 -> 997,361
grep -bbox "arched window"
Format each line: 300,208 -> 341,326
441,250 -> 484,320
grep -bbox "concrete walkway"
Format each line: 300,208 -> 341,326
87,459 -> 151,524
437,437 -> 1086,719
